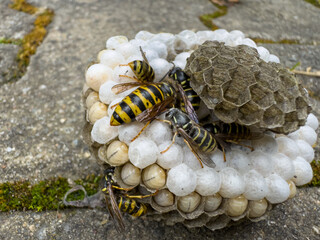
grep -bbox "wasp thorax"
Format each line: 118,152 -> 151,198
225,195 -> 248,217
153,189 -> 175,207
177,192 -> 201,213
120,162 -> 141,186
204,193 -> 222,212
248,199 -> 268,218
142,164 -> 166,189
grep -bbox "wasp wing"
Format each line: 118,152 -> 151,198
139,46 -> 149,65
176,84 -> 199,124
135,97 -> 175,123
177,128 -> 216,168
111,82 -> 143,95
105,185 -> 125,233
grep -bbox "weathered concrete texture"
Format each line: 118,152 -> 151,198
0,0 -> 35,39
0,0 -> 215,183
0,188 -> 319,240
214,0 -> 320,44
0,44 -> 19,85
1,0 -> 320,239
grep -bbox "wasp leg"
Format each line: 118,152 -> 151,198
124,190 -> 159,199
131,120 -> 152,142
222,146 -> 226,162
110,102 -> 119,109
155,119 -> 172,125
160,132 -> 178,154
226,140 -> 254,151
183,139 -> 204,168
111,185 -> 135,192
118,74 -> 139,82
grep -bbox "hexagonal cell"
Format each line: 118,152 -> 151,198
214,101 -> 239,123
210,54 -> 238,70
228,65 -> 257,87
249,84 -> 275,109
295,96 -> 309,120
234,45 -> 260,65
238,101 -> 264,125
261,105 -> 285,129
222,82 -> 251,107
188,56 -> 211,73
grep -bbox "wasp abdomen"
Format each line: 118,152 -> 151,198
188,126 -> 217,153
110,82 -> 175,126
129,60 -> 155,82
118,197 -> 147,217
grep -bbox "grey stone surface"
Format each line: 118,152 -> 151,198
214,0 -> 320,44
0,188 -> 319,239
0,44 -> 19,85
0,0 -> 35,39
0,0 -> 215,182
1,0 -> 320,239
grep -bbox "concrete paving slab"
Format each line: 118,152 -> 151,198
0,44 -> 20,85
0,0 -> 35,39
0,0 -> 215,182
0,187 -> 319,239
213,0 -> 320,44
1,0 -> 320,239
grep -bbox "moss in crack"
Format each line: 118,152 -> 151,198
0,38 -> 22,45
0,175 -> 101,212
8,0 -> 54,80
17,9 -> 54,70
199,5 -> 228,30
307,160 -> 320,187
10,0 -> 37,14
252,38 -> 301,44
304,0 -> 320,8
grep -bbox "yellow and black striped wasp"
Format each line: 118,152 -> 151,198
118,46 -> 155,83
159,107 -> 218,168
109,56 -> 201,147
202,122 -> 263,152
168,67 -> 201,113
102,167 -> 157,232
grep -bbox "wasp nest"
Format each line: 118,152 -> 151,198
185,41 -> 311,134
82,29 -> 317,231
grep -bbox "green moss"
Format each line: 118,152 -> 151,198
251,38 -> 300,44
8,0 -> 54,81
0,175 -> 101,212
17,9 -> 54,70
308,160 -> 320,187
304,0 -> 320,8
9,0 -> 38,14
199,5 -> 228,30
290,61 -> 301,71
0,38 -> 22,45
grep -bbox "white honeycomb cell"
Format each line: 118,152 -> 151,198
85,29 -> 318,225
